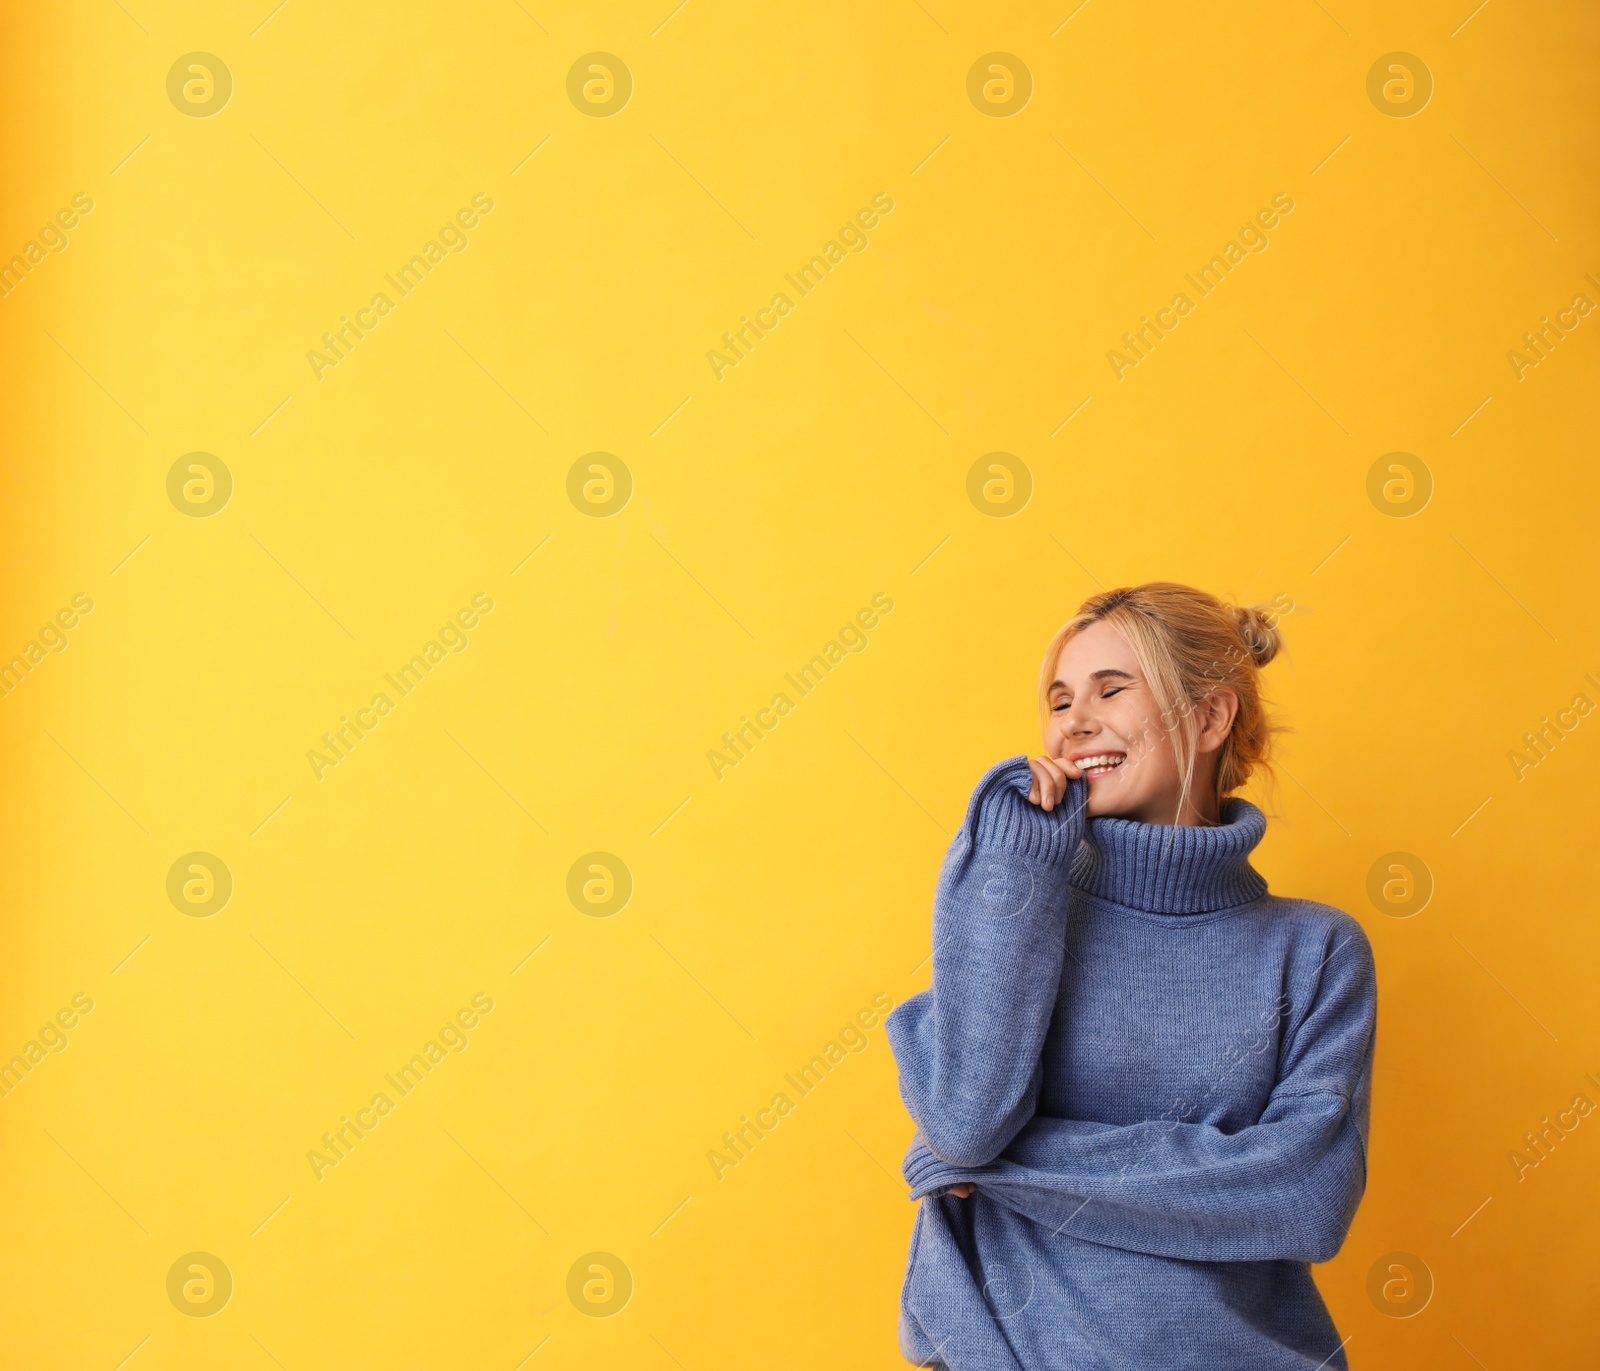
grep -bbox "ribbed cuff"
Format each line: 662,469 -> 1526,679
903,1136 -> 975,1198
967,755 -> 1086,866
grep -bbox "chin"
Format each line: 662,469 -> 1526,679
1084,779 -> 1144,821
1084,789 -> 1120,819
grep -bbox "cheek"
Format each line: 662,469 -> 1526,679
1135,728 -> 1179,778
1122,707 -> 1169,752
1108,710 -> 1174,778
1100,703 -> 1148,749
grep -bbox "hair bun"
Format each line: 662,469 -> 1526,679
1233,603 -> 1282,667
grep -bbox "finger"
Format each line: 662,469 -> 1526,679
1026,758 -> 1046,806
1057,754 -> 1083,781
1029,757 -> 1052,809
1035,756 -> 1066,809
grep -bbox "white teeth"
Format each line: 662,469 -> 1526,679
1078,753 -> 1125,772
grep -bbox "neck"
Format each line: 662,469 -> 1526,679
1121,777 -> 1220,827
1174,788 -> 1221,827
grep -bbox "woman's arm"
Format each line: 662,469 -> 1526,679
904,919 -> 1377,1263
885,757 -> 1087,1169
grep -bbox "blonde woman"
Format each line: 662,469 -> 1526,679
887,583 -> 1376,1371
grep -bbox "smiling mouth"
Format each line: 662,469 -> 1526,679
1076,752 -> 1127,779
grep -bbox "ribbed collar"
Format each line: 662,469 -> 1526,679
1068,798 -> 1270,914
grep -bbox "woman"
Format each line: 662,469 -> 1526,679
886,583 -> 1377,1370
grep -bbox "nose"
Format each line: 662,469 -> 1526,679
1063,701 -> 1097,737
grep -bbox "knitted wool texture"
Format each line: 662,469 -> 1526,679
886,757 -> 1377,1370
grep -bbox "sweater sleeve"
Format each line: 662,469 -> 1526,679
903,917 -> 1377,1263
885,756 -> 1087,1169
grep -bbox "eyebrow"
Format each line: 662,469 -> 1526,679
1050,669 -> 1137,690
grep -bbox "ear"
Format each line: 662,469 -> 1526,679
1195,688 -> 1239,755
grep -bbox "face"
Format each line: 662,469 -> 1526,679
1045,621 -> 1234,825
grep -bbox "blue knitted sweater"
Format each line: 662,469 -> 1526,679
886,757 -> 1377,1370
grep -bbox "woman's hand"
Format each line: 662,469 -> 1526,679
949,1183 -> 976,1198
1026,754 -> 1082,812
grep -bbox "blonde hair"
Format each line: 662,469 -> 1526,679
1037,582 -> 1284,820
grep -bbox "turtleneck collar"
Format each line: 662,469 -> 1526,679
1067,797 -> 1270,914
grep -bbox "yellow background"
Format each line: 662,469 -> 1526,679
2,1 -> 1597,1366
